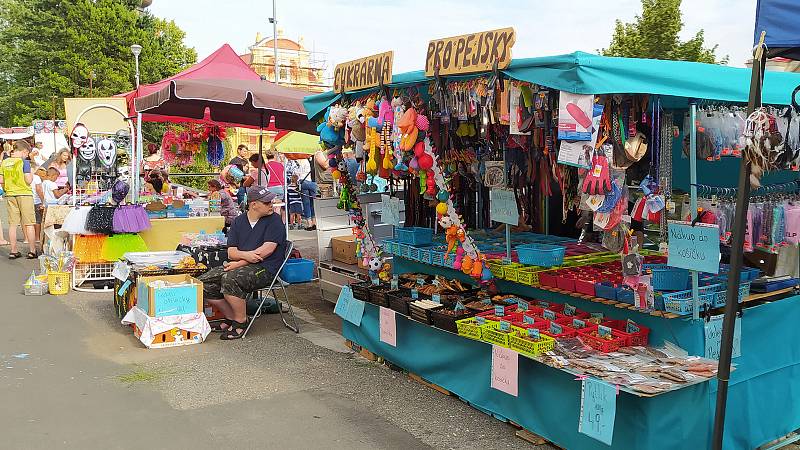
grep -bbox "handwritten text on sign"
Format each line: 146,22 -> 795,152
381,194 -> 402,227
579,378 -> 616,445
425,28 -> 516,77
333,51 -> 393,94
705,314 -> 741,360
490,188 -> 519,225
379,306 -> 397,347
490,345 -> 518,396
667,221 -> 721,274
153,285 -> 199,317
334,286 -> 365,326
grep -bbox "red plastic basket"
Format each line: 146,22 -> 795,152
556,274 -> 577,291
578,328 -> 628,353
600,319 -> 650,347
533,320 -> 577,339
557,307 -> 591,320
539,271 -> 560,288
477,311 -> 524,323
574,278 -> 597,296
555,317 -> 597,334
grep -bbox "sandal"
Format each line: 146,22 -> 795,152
210,319 -> 232,332
220,320 -> 248,340
8,252 -> 21,260
0,240 -> 9,246
26,252 -> 37,259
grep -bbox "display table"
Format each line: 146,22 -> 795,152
140,217 -> 225,252
343,256 -> 800,449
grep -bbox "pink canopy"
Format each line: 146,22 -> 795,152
119,43 -> 262,122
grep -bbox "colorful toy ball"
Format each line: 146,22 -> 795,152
436,202 -> 448,215
332,169 -> 341,180
418,154 -> 433,170
437,191 -> 449,202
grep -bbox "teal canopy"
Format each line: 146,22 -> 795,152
304,51 -> 800,119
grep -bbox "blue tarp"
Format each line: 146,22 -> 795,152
754,0 -> 800,49
344,257 -> 800,449
304,51 -> 800,119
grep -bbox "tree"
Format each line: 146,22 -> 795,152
601,0 -> 727,64
0,0 -> 197,125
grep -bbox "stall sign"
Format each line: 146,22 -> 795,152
490,188 -> 518,225
425,28 -> 516,77
579,378 -> 616,445
667,221 -> 721,274
490,345 -> 518,396
334,286 -> 365,326
704,314 -> 741,359
379,306 -> 397,347
333,51 -> 394,94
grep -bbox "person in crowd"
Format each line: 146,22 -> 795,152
199,185 -> 287,340
30,141 -> 46,167
142,143 -> 167,174
31,166 -> 46,245
144,170 -> 170,195
207,179 -> 239,232
48,148 -> 72,187
230,144 -> 250,171
342,148 -> 359,180
247,153 -> 270,186
285,157 -> 300,180
286,175 -> 304,230
0,141 -> 37,258
303,149 -> 334,231
264,152 -> 286,200
42,167 -> 70,206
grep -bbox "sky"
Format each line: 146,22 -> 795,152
149,0 -> 758,78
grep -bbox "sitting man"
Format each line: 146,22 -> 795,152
200,185 -> 287,340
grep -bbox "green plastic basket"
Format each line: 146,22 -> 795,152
455,317 -> 485,340
480,322 -> 525,348
509,331 -> 556,357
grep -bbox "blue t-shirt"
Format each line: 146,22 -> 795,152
227,212 -> 287,275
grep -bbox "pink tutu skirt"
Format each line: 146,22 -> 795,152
112,205 -> 151,233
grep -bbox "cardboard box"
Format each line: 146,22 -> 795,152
122,306 -> 210,349
136,274 -> 203,318
331,235 -> 358,265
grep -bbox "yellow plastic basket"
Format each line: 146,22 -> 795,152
516,267 -> 549,286
480,322 -> 525,348
502,263 -> 523,282
509,331 -> 556,357
47,271 -> 71,295
487,260 -> 506,278
455,317 -> 485,340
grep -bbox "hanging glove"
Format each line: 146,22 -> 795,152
581,151 -> 612,195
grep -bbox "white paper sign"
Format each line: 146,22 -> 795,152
379,306 -> 397,347
557,140 -> 592,169
490,188 -> 519,225
381,195 -> 402,227
491,345 -> 518,396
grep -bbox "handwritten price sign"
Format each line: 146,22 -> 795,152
667,220 -> 721,274
705,314 -> 742,360
579,378 -> 616,445
490,188 -> 518,225
379,306 -> 397,347
490,345 -> 518,396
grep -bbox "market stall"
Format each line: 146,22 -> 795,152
304,31 -> 800,450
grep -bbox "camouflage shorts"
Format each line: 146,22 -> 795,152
199,264 -> 274,300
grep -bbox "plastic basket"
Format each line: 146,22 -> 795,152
487,260 -> 506,278
617,286 -> 635,305
710,282 -> 751,308
509,331 -> 556,358
430,309 -> 475,333
504,265 -> 522,283
47,271 -> 71,295
594,282 -> 618,300
395,227 -> 433,246
279,258 -> 315,283
539,271 -> 560,288
515,244 -> 566,267
388,291 -> 411,316
351,282 -> 371,302
430,250 -> 445,266
601,320 -> 650,347
396,243 -> 410,259
419,248 -> 433,264
517,267 -> 545,286
720,264 -> 761,282
383,240 -> 397,255
367,286 -> 391,307
407,246 -> 422,261
480,322 -> 524,347
534,320 -> 578,340
578,328 -> 628,353
556,274 -> 576,291
574,278 -> 596,296
455,317 -> 485,340
643,264 -> 690,291
661,285 -> 717,315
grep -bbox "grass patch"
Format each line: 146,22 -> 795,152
116,368 -> 165,384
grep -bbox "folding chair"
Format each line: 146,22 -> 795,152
242,241 -> 299,337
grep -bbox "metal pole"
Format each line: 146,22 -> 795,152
134,50 -> 142,202
272,0 -> 278,84
258,113 -> 264,185
689,101 -> 700,321
711,34 -> 766,450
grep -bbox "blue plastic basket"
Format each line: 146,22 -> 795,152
594,282 -> 618,301
643,264 -> 690,291
711,282 -> 751,308
515,244 -> 566,267
280,258 -> 315,283
430,250 -> 445,266
616,286 -> 635,305
419,247 -> 432,264
661,285 -> 717,315
383,239 -> 398,255
395,227 -> 433,246
396,243 -> 410,259
719,264 -> 761,282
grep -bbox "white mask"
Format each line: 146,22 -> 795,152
96,138 -> 117,168
71,123 -> 89,149
79,137 -> 96,162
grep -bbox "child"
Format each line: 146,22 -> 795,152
42,167 -> 70,205
31,166 -> 46,245
287,175 -> 304,230
207,179 -> 239,232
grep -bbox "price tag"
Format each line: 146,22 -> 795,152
517,300 -> 529,311
454,301 -> 466,311
598,325 -> 612,338
416,277 -> 425,286
543,309 -> 557,320
391,275 -> 399,290
476,316 -> 486,325
432,293 -> 441,304
499,320 -> 511,331
527,328 -> 541,340
590,312 -> 604,320
494,305 -> 505,316
411,289 -> 419,299
625,319 -> 640,334
371,276 -> 380,286
573,319 -> 586,329
523,315 -> 536,324
481,298 -> 492,305
502,257 -> 512,265
537,301 -> 550,308
564,304 -> 577,316
550,322 -> 563,335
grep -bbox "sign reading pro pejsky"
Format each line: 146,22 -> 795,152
425,28 -> 516,77
333,51 -> 394,94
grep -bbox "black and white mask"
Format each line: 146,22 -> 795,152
71,123 -> 89,150
96,138 -> 117,168
117,165 -> 131,183
79,137 -> 96,162
114,129 -> 131,151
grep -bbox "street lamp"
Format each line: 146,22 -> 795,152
269,0 -> 278,83
131,43 -> 143,201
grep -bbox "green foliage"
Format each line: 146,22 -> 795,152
0,0 -> 197,125
601,0 -> 727,64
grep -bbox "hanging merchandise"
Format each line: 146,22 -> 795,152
101,234 -> 148,261
557,92 -> 594,141
581,148 -> 612,195
204,126 -> 227,166
85,205 -> 118,235
112,205 -> 151,233
73,235 -> 108,263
